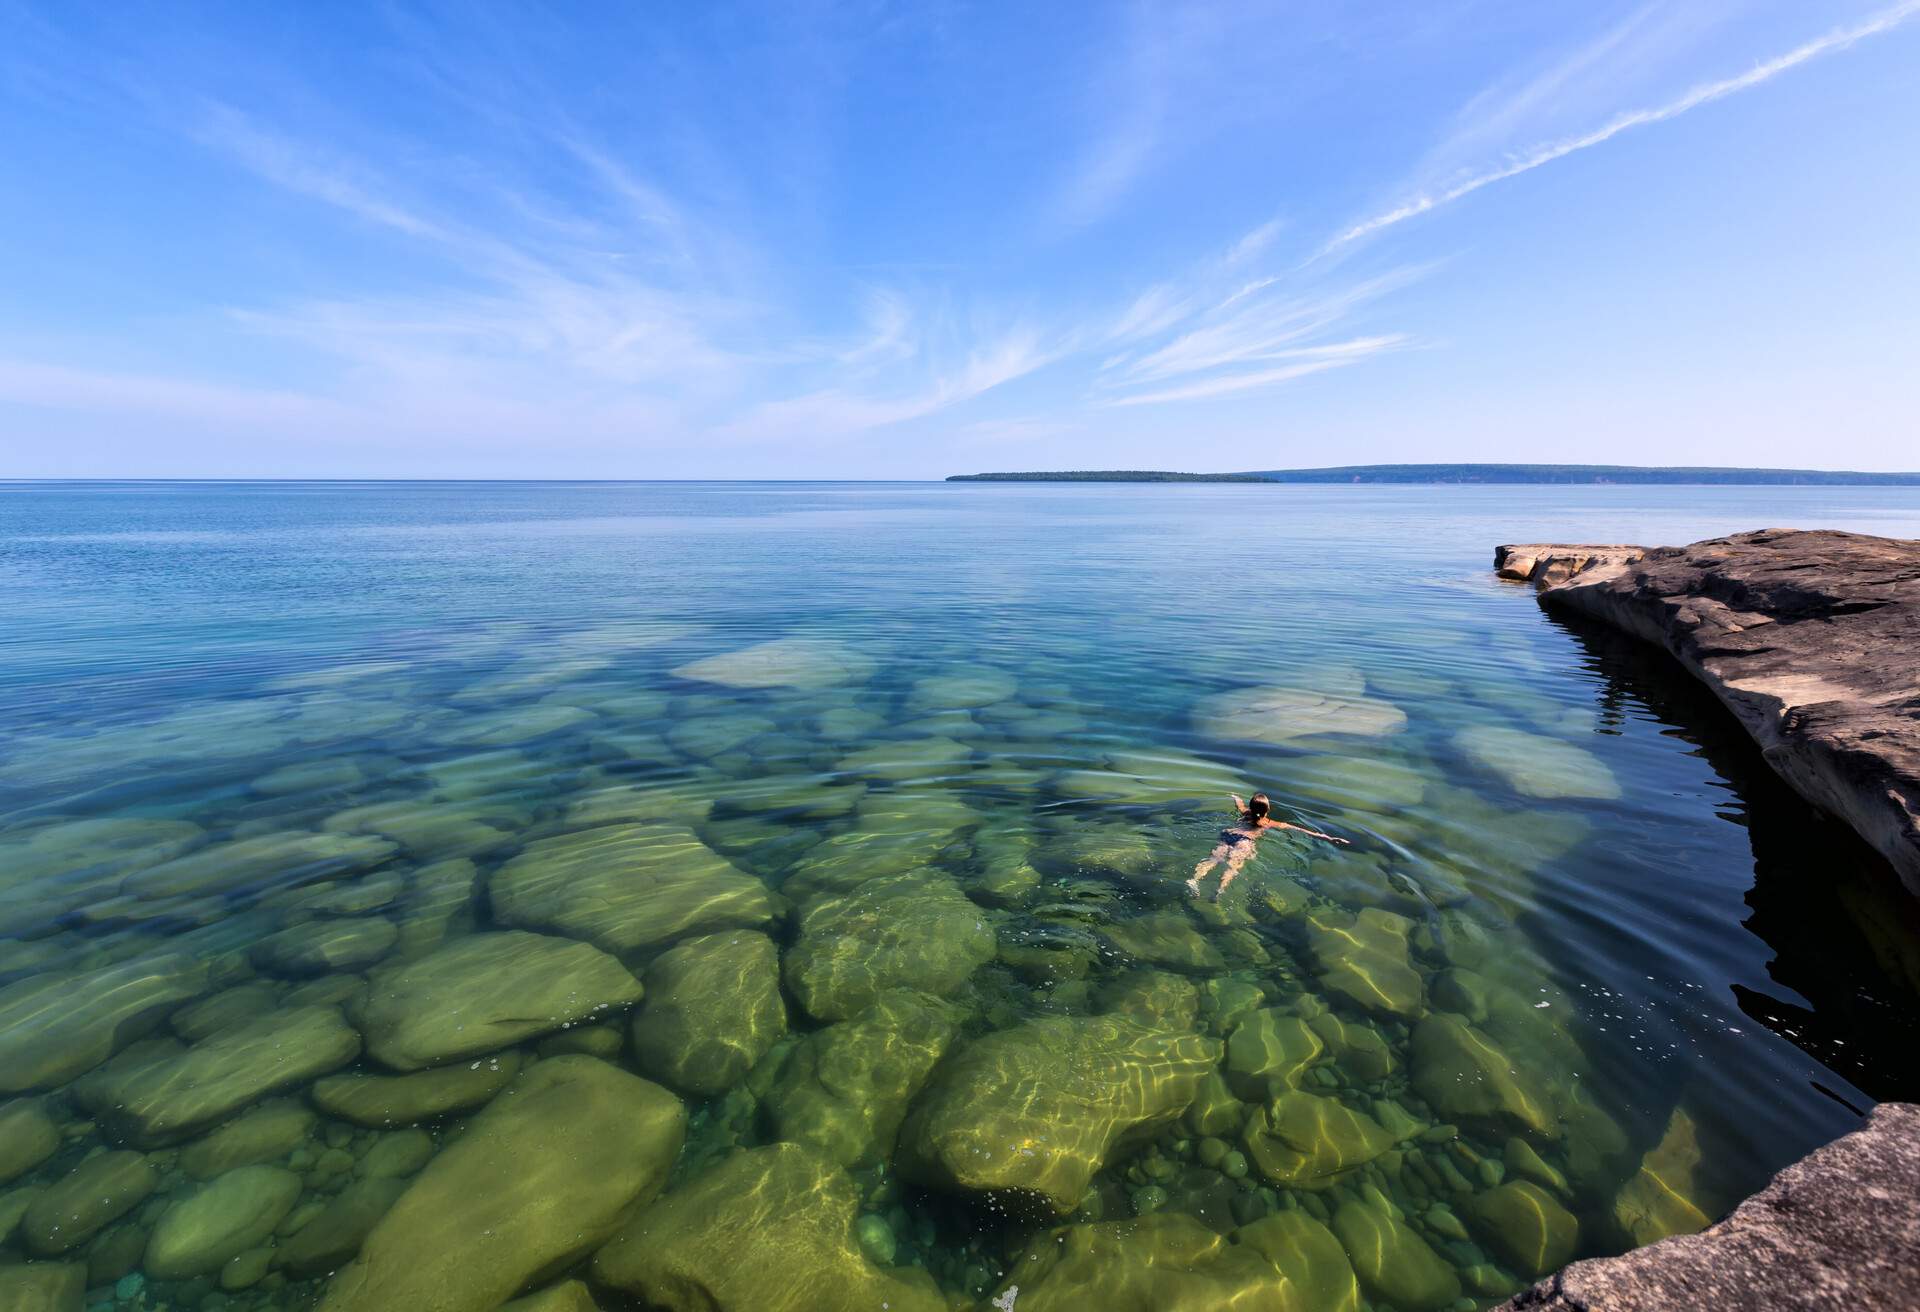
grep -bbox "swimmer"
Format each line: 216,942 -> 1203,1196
1187,791 -> 1347,900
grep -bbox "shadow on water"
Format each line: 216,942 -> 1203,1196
1545,608 -> 1920,1110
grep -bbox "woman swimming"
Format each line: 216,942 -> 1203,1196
1187,791 -> 1347,899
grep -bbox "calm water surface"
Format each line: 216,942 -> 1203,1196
3,482 -> 1918,1311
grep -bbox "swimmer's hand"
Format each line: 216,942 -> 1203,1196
1280,822 -> 1348,845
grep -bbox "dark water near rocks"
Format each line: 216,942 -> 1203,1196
3,481 -> 1918,1312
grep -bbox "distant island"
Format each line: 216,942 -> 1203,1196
948,463 -> 1920,485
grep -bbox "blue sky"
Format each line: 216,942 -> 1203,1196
1,1 -> 1916,478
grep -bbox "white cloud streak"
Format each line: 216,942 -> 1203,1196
1329,0 -> 1920,250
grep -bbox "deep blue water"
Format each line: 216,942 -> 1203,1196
2,481 -> 1917,1310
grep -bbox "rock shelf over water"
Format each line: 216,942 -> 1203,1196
1496,528 -> 1920,892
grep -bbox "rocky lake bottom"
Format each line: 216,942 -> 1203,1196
3,481 -> 1919,1312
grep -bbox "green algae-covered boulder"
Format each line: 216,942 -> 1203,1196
784,872 -> 994,1021
1469,1179 -> 1579,1276
0,1100 -> 58,1186
0,954 -> 208,1094
998,1212 -> 1298,1312
672,637 -> 874,690
1611,1106 -> 1716,1245
1039,826 -> 1161,885
21,1151 -> 154,1255
1101,910 -> 1227,973
311,1052 -> 521,1128
1331,1198 -> 1461,1311
593,1143 -> 943,1312
833,735 -> 973,782
318,1057 -> 685,1312
74,1005 -> 360,1145
1410,1013 -> 1558,1141
630,931 -> 786,1098
904,670 -> 1017,711
765,989 -> 964,1168
561,782 -> 716,829
1304,907 -> 1424,1019
122,831 -> 397,900
0,1261 -> 84,1312
327,798 -> 516,861
144,1165 -> 302,1279
1307,1011 -> 1396,1083
1242,1091 -> 1394,1189
439,704 -> 596,749
899,1014 -> 1220,1213
490,824 -> 773,955
1454,724 -> 1622,800
1235,1210 -> 1361,1312
1097,970 -> 1201,1029
179,1100 -> 315,1178
502,1281 -> 601,1312
1226,1008 -> 1327,1099
250,916 -> 398,977
277,1177 -> 408,1278
350,932 -> 642,1070
392,857 -> 479,957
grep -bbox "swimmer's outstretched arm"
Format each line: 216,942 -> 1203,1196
1275,821 -> 1349,845
1229,793 -> 1246,814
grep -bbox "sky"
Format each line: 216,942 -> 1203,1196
1,1 -> 1917,479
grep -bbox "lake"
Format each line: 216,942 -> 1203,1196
3,480 -> 1918,1311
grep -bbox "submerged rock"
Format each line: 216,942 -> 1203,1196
833,735 -> 973,782
1101,911 -> 1227,973
21,1151 -> 155,1255
276,1177 -> 408,1278
1242,1091 -> 1395,1189
490,823 -> 773,955
1304,907 -> 1425,1019
593,1143 -> 943,1312
502,1282 -> 602,1312
1194,684 -> 1408,746
0,1100 -> 58,1186
1455,725 -> 1623,801
0,954 -> 208,1094
1332,1197 -> 1462,1311
0,1261 -> 85,1312
998,1212 -> 1297,1311
318,1056 -> 685,1312
350,932 -> 643,1070
250,916 -> 398,977
899,1014 -> 1220,1213
1610,1105 -> 1717,1246
122,831 -> 397,901
784,871 -> 994,1021
75,1005 -> 360,1145
1497,1100 -> 1920,1311
179,1100 -> 315,1178
904,670 -> 1018,711
1410,1013 -> 1557,1141
765,989 -> 965,1167
671,637 -> 875,690
144,1165 -> 302,1280
1236,1210 -> 1361,1312
630,931 -> 786,1097
1470,1179 -> 1579,1277
1225,1008 -> 1327,1099
312,1052 -> 522,1127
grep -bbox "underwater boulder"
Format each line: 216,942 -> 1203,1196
784,871 -> 995,1021
630,930 -> 786,1098
1469,1179 -> 1580,1276
178,1099 -> 315,1178
1409,1012 -> 1558,1141
899,1014 -> 1220,1213
1330,1197 -> 1462,1311
250,916 -> 398,977
1101,910 -> 1228,973
1454,725 -> 1623,800
592,1142 -> 943,1312
0,1100 -> 58,1186
1235,1210 -> 1362,1312
1225,1008 -> 1327,1099
764,989 -> 965,1168
491,823 -> 774,955
1304,907 -> 1425,1020
671,637 -> 875,690
1241,1091 -> 1395,1189
121,831 -> 397,901
997,1212 -> 1299,1312
74,1005 -> 360,1145
1193,684 -> 1408,746
311,1052 -> 521,1128
1610,1105 -> 1718,1245
20,1151 -> 155,1255
317,1056 -> 685,1312
350,932 -> 642,1070
144,1164 -> 303,1280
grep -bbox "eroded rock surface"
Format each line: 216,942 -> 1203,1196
1499,1101 -> 1920,1312
1495,530 -> 1920,890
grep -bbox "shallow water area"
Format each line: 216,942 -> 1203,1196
3,481 -> 1919,1312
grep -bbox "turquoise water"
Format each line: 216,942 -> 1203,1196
2,481 -> 1917,1311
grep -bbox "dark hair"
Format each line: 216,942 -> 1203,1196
1245,793 -> 1271,823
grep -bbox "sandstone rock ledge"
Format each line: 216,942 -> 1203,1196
1494,528 -> 1920,893
1498,1102 -> 1920,1311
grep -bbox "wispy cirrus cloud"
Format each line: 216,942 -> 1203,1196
1328,0 -> 1920,251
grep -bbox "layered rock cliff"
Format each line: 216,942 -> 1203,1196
1495,528 -> 1920,893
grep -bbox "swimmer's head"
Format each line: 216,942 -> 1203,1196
1246,793 -> 1271,822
